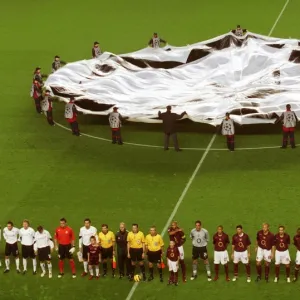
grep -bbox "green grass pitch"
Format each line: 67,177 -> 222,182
1,0 -> 300,299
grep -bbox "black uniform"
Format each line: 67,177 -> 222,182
115,230 -> 131,276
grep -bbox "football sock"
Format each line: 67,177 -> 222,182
59,260 -> 64,273
149,267 -> 154,276
224,264 -> 229,277
256,265 -> 262,277
234,263 -> 238,276
69,259 -> 76,274
40,263 -> 46,273
83,261 -> 88,273
23,258 -> 27,271
88,265 -> 93,276
95,266 -> 100,277
169,271 -> 174,282
32,258 -> 37,272
265,265 -> 269,278
103,262 -> 107,273
174,271 -> 178,283
158,267 -> 163,277
180,260 -> 186,277
140,265 -> 145,276
205,263 -> 211,276
286,266 -> 290,278
47,262 -> 52,273
16,258 -> 20,270
275,265 -> 280,277
5,258 -> 10,269
295,266 -> 299,279
245,264 -> 250,276
214,264 -> 219,277
131,265 -> 136,276
192,262 -> 198,275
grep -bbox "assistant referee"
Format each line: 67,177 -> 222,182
127,224 -> 146,281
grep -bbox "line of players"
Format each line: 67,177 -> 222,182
1,219 -> 300,285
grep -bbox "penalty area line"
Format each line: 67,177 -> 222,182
124,134 -> 217,300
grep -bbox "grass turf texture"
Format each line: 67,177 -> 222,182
1,0 -> 300,299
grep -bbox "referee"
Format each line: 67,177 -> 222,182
145,226 -> 164,282
190,220 -> 212,281
127,224 -> 146,281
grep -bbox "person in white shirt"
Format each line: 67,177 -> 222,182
3,221 -> 20,273
34,225 -> 53,278
19,219 -> 37,274
78,218 -> 98,276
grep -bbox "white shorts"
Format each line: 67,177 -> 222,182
233,250 -> 249,264
167,259 -> 178,272
214,251 -> 229,265
256,247 -> 271,263
177,246 -> 184,260
296,251 -> 300,265
275,250 -> 291,265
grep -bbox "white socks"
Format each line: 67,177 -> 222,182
33,258 -> 37,272
89,265 -> 94,276
47,262 -> 52,273
15,258 -> 20,270
5,258 -> 10,269
83,261 -> 88,273
40,263 -> 46,273
23,258 -> 27,270
95,266 -> 99,277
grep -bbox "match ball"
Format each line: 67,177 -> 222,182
134,274 -> 141,282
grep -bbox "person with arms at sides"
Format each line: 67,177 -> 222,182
33,67 -> 47,85
34,225 -> 53,278
255,223 -> 275,283
145,226 -> 164,282
79,218 -> 97,277
231,225 -> 251,282
19,219 -> 37,275
127,224 -> 146,281
166,241 -> 180,286
3,221 -> 20,273
293,228 -> 300,282
92,41 -> 101,58
40,90 -> 55,126
231,25 -> 247,37
275,104 -> 298,149
148,32 -> 167,48
273,70 -> 281,85
98,224 -> 116,277
109,107 -> 128,145
158,106 -> 186,151
190,220 -> 211,281
52,55 -> 66,73
87,236 -> 101,280
213,225 -> 230,281
115,222 -> 131,279
168,221 -> 187,282
219,112 -> 235,151
274,225 -> 291,283
54,218 -> 76,278
64,97 -> 81,136
30,78 -> 42,114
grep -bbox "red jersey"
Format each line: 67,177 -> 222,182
166,246 -> 180,262
293,235 -> 300,251
274,233 -> 290,252
256,230 -> 275,250
55,226 -> 75,245
168,227 -> 186,247
232,233 -> 251,252
33,82 -> 42,99
88,244 -> 101,263
213,232 -> 230,251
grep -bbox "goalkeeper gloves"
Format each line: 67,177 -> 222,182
69,247 -> 75,254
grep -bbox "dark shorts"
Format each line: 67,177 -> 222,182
82,245 -> 89,260
5,242 -> 19,257
58,244 -> 72,260
38,246 -> 51,261
192,246 -> 208,260
147,250 -> 162,264
102,246 -> 113,260
88,259 -> 100,266
22,245 -> 35,259
129,248 -> 143,262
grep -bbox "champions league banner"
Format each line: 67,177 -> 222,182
45,32 -> 300,126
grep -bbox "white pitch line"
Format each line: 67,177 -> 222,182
125,134 -> 217,300
268,0 -> 290,36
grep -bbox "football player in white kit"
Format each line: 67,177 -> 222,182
19,219 -> 37,274
148,33 -> 167,48
3,221 -> 20,273
78,218 -> 98,276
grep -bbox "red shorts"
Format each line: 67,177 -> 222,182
283,127 -> 295,132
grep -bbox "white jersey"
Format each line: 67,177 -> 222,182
222,119 -> 235,135
152,37 -> 160,48
41,96 -> 50,111
283,111 -> 297,128
19,227 -> 35,246
235,28 -> 244,37
79,226 -> 98,247
109,112 -> 121,128
34,230 -> 52,249
65,102 -> 74,118
3,227 -> 19,244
